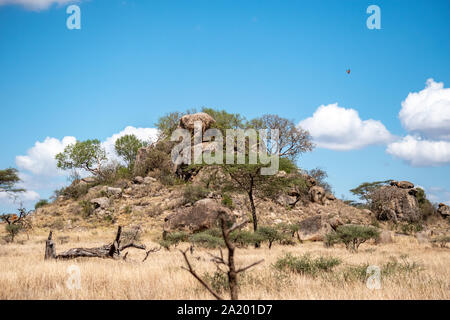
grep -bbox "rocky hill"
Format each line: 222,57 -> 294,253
29,113 -> 449,243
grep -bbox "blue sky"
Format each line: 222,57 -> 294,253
1,0 -> 450,211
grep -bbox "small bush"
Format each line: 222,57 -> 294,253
325,225 -> 380,252
183,185 -> 209,204
274,253 -> 341,276
221,193 -> 234,209
230,230 -> 264,248
5,224 -> 21,242
122,205 -> 132,214
277,223 -> 300,240
381,257 -> 423,276
162,231 -> 189,249
396,222 -> 423,235
78,200 -> 95,218
189,232 -> 224,249
431,235 -> 450,248
34,199 -> 49,210
54,183 -> 91,200
256,226 -> 285,249
203,271 -> 229,293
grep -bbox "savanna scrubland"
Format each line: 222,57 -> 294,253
1,109 -> 449,300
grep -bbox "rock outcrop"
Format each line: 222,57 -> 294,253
370,182 -> 421,222
179,112 -> 216,133
437,203 -> 450,219
163,198 -> 234,233
390,180 -> 414,189
297,214 -> 343,241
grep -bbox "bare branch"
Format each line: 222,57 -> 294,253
236,259 -> 264,273
179,249 -> 223,300
142,246 -> 161,262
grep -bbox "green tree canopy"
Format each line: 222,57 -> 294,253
114,134 -> 147,168
55,139 -> 107,177
0,168 -> 24,194
350,180 -> 392,203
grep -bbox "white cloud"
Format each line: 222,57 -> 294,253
386,135 -> 450,167
15,127 -> 159,177
399,79 -> 450,140
6,126 -> 158,210
0,189 -> 40,210
102,126 -> 159,162
16,136 -> 76,176
298,103 -> 393,150
0,0 -> 79,10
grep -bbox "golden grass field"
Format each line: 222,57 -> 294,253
0,228 -> 449,300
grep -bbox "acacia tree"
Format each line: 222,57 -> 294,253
221,159 -> 306,239
249,114 -> 314,160
114,134 -> 147,169
0,168 -> 24,194
350,180 -> 392,203
55,139 -> 107,177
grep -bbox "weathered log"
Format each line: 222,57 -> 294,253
44,226 -> 159,261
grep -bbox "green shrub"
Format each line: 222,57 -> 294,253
221,193 -> 234,209
256,226 -> 285,249
203,271 -> 229,293
274,253 -> 341,276
189,232 -> 224,248
230,230 -> 264,248
34,199 -> 49,210
78,200 -> 95,218
325,225 -> 380,252
53,182 -> 91,200
277,223 -> 300,240
5,224 -> 21,242
381,257 -> 423,276
163,231 -> 189,249
183,185 -> 209,204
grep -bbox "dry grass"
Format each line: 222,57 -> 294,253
0,229 -> 449,300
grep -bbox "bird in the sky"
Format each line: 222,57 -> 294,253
346,69 -> 351,74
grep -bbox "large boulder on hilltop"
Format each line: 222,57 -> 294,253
164,198 -> 234,233
390,180 -> 414,189
437,203 -> 450,219
370,184 -> 421,223
179,112 -> 216,133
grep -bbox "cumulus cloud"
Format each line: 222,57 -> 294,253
102,126 -> 159,162
7,126 -> 158,210
16,136 -> 76,176
0,189 -> 40,210
386,135 -> 450,167
399,79 -> 450,140
386,79 -> 450,167
15,127 -> 159,177
0,0 -> 79,10
298,103 -> 393,150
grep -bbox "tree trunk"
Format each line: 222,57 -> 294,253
43,226 -> 152,261
248,188 -> 260,248
44,231 -> 56,260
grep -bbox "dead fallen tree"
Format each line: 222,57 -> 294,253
44,226 -> 160,262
